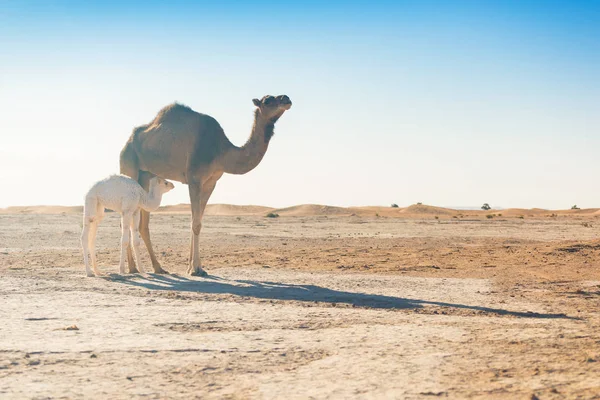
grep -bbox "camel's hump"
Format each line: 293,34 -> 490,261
150,102 -> 219,125
157,102 -> 195,116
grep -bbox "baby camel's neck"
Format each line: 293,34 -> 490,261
139,185 -> 163,212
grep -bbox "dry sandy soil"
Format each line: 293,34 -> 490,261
1,205 -> 599,399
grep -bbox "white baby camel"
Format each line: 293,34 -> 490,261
81,174 -> 174,277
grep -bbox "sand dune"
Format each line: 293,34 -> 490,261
400,204 -> 456,216
0,206 -> 84,214
274,204 -> 352,217
2,203 -> 599,218
205,204 -> 275,216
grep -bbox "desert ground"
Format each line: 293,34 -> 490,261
0,204 -> 599,399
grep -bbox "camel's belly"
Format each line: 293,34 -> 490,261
137,162 -> 188,184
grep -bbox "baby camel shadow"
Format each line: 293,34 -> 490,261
112,274 -> 575,320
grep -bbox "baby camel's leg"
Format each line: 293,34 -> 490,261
89,207 -> 104,276
130,209 -> 145,273
119,212 -> 132,274
81,220 -> 93,277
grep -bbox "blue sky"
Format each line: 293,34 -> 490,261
1,1 -> 599,209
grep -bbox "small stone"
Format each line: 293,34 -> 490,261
61,325 -> 79,331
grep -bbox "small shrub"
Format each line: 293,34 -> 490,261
434,216 -> 439,220
481,203 -> 491,211
375,213 -> 380,217
572,205 -> 580,210
582,222 -> 592,228
391,203 -> 399,208
452,215 -> 458,219
497,213 -> 502,217
486,214 -> 493,219
416,202 -> 422,205
518,215 -> 524,219
266,212 -> 279,218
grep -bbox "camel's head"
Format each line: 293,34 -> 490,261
252,95 -> 292,121
150,177 -> 175,194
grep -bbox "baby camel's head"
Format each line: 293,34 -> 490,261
149,177 -> 175,194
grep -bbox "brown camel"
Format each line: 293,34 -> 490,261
119,95 -> 292,276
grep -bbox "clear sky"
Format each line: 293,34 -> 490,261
1,0 -> 599,209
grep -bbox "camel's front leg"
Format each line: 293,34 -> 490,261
188,180 -> 216,277
138,172 -> 168,274
126,240 -> 139,274
130,209 -> 145,274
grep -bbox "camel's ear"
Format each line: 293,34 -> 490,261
252,98 -> 261,107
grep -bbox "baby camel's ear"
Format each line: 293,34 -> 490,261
252,98 -> 261,107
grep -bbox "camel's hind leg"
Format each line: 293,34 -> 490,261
119,213 -> 133,274
82,203 -> 104,277
81,221 -> 93,277
138,171 -> 168,274
129,209 -> 145,273
88,207 -> 104,276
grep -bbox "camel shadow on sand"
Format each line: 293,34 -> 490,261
109,273 -> 575,320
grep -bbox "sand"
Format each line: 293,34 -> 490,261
0,207 -> 599,399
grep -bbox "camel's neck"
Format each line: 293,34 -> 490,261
139,186 -> 164,212
221,111 -> 276,175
